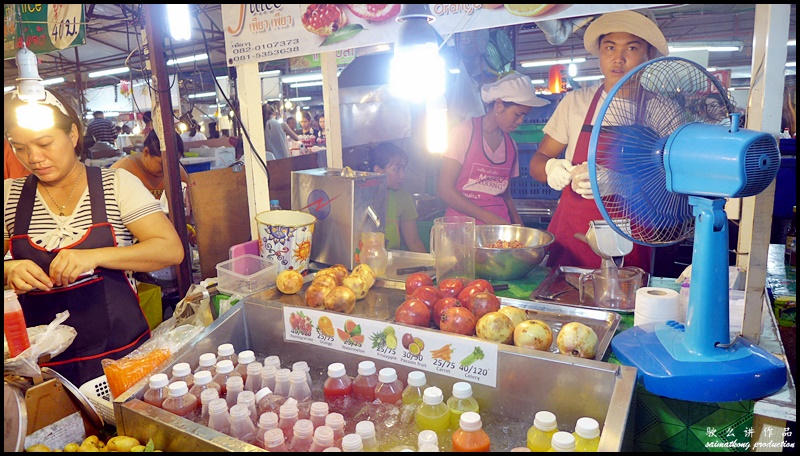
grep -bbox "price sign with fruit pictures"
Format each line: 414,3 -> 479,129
283,306 -> 499,387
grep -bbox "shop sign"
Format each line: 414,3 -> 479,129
222,4 -> 669,67
4,4 -> 86,60
283,306 -> 500,387
290,48 -> 356,71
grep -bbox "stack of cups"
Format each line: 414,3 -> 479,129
634,287 -> 680,327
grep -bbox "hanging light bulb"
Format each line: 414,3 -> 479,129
14,44 -> 56,131
568,63 -> 578,77
167,5 -> 191,41
390,5 -> 445,104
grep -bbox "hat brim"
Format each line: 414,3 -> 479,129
584,10 -> 669,57
513,95 -> 550,108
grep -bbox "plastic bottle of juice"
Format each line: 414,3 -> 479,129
198,388 -> 220,426
293,360 -> 314,391
573,417 -> 601,452
207,398 -> 231,435
452,411 -> 491,452
274,368 -> 292,398
213,360 -> 241,397
324,363 -> 353,413
143,373 -> 170,408
235,350 -> 256,382
260,364 -> 277,393
548,431 -> 576,452
255,412 -> 279,449
217,343 -> 237,365
162,381 -> 198,417
169,362 -> 194,389
237,390 -> 258,424
418,429 -> 439,451
510,447 -> 532,452
402,371 -> 429,406
290,419 -> 315,452
4,290 -> 30,358
415,387 -> 450,434
326,412 -> 346,447
255,387 -> 286,416
279,401 -> 300,441
355,421 -> 379,452
194,352 -> 217,377
309,425 -> 335,452
263,427 -> 289,452
225,375 -> 245,409
288,369 -> 313,402
341,433 -> 364,452
310,402 -> 330,429
244,362 -> 263,392
229,403 -> 257,444
419,443 -> 440,452
374,368 -> 403,405
527,411 -> 558,452
189,370 -> 221,406
352,361 -> 379,401
447,382 -> 480,428
263,355 -> 281,371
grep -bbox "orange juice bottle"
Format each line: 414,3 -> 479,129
452,412 -> 490,452
548,431 -> 576,452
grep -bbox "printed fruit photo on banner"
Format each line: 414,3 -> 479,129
504,4 -> 557,17
346,4 -> 400,22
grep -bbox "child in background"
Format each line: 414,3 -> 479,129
366,142 -> 427,253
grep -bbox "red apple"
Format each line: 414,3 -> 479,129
411,285 -> 442,315
432,297 -> 462,328
438,278 -> 465,299
405,272 -> 434,296
468,291 -> 502,320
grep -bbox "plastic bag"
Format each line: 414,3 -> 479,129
171,283 -> 215,328
4,311 -> 77,378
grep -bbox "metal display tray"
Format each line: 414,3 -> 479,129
530,266 -> 650,315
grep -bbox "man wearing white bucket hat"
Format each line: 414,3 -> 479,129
528,9 -> 668,274
438,71 -> 549,225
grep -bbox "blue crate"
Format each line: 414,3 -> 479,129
183,162 -> 212,173
511,147 -> 562,200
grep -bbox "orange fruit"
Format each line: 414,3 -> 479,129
503,4 -> 556,17
318,316 -> 334,337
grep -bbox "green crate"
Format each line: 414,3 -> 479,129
509,123 -> 545,143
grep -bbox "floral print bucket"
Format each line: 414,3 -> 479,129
256,210 -> 316,275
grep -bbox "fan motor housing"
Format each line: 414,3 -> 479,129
664,123 -> 780,198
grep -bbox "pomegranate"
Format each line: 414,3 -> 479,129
556,322 -> 598,359
440,307 -> 477,336
346,4 -> 401,22
476,312 -> 515,345
457,283 -> 483,304
467,279 -> 494,294
329,264 -> 349,285
302,4 -> 348,36
438,277 -> 465,299
513,319 -> 553,351
432,297 -> 462,328
395,298 -> 431,328
411,285 -> 442,315
405,272 -> 434,296
467,291 -> 502,320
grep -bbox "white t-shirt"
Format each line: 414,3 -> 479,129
181,131 -> 207,143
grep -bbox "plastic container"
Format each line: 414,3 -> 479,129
326,412 -> 346,445
573,417 -> 601,452
310,402 -> 330,429
309,425 -> 335,452
244,361 -> 263,392
199,388 -> 220,426
4,290 -> 30,358
293,360 -> 313,391
452,411 -> 491,452
263,355 -> 281,371
255,412 -> 279,449
447,382 -> 480,428
162,381 -> 197,417
143,373 -> 170,408
402,371 -> 429,406
229,403 -> 257,444
352,361 -> 379,401
527,411 -> 558,452
279,401 -> 300,441
288,369 -> 313,402
374,368 -> 403,405
418,429 -> 439,450
341,433 -> 364,452
217,343 -> 237,365
237,390 -> 258,424
195,352 -> 217,377
290,419 -> 315,452
225,375 -> 245,409
169,362 -> 194,389
324,363 -> 353,408
189,370 -> 221,406
78,376 -> 115,425
260,364 -> 277,393
415,387 -> 450,434
216,254 -> 278,295
255,386 -> 286,416
263,427 -> 289,452
274,368 -> 292,398
355,421 -> 379,452
359,232 -> 389,275
207,398 -> 231,435
235,350 -> 256,381
549,431 -> 576,452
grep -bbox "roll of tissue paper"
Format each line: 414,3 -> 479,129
634,287 -> 680,327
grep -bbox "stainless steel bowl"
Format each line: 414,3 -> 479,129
475,225 -> 555,280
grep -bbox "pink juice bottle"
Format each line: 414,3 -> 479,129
374,368 -> 403,405
263,427 -> 289,452
323,363 -> 353,413
189,370 -> 221,406
194,352 -> 217,377
169,362 -> 194,390
352,361 -> 379,401
143,373 -> 170,408
162,381 -> 198,417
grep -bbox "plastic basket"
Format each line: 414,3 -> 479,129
510,123 -> 546,143
511,146 -> 562,200
79,375 -> 115,425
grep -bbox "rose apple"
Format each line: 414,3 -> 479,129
395,298 -> 431,328
438,278 -> 465,299
556,322 -> 598,359
440,307 -> 477,336
432,297 -> 462,328
476,312 -> 515,344
513,319 -> 553,350
405,272 -> 434,296
411,285 -> 442,314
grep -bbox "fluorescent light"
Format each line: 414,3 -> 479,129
290,81 -> 323,89
302,106 -> 310,110
166,53 -> 207,66
288,96 -> 311,102
573,75 -> 604,81
788,39 -> 795,46
265,98 -> 281,102
41,77 -> 65,86
448,68 -> 460,74
787,61 -> 796,67
88,67 -> 129,78
188,91 -> 216,99
259,70 -> 281,77
668,41 -> 742,52
282,73 -> 323,84
520,57 -> 586,68
568,63 -> 577,77
706,67 -> 717,72
530,79 -> 545,84
167,6 -> 191,41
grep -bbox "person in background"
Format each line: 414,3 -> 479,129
86,110 -> 117,143
5,137 -> 31,179
141,111 -> 153,137
264,104 -> 299,160
181,121 -> 207,143
4,89 -> 183,386
299,111 -> 318,137
316,114 -> 326,145
367,142 -> 426,252
208,121 -> 220,139
528,10 -> 666,273
438,71 -> 549,225
121,123 -> 133,135
312,114 -> 321,132
285,116 -> 298,134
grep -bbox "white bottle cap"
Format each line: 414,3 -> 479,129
280,401 -> 298,418
216,359 -> 234,374
194,370 -> 212,386
290,370 -> 307,384
149,373 -> 169,389
264,428 -> 285,447
322,448 -> 342,452
550,431 -> 576,452
407,371 -> 427,387
510,447 -> 532,452
237,390 -> 256,406
325,412 -> 345,430
419,443 -> 440,452
534,410 -> 557,432
238,350 -> 255,364
247,361 -> 263,376
422,387 -> 443,405
575,417 -> 600,439
168,381 -> 188,397
418,429 -> 438,447
358,361 -> 376,376
261,364 -> 277,378
341,434 -> 363,452
310,402 -> 329,417
328,362 -> 347,378
172,362 -> 191,378
293,419 -> 315,438
378,367 -> 397,383
229,403 -> 249,420
276,368 -> 291,381
355,420 -> 375,439
218,343 -> 235,357
226,375 -> 244,389
254,386 -> 273,403
259,411 -> 279,429
459,411 -> 482,432
314,426 -> 335,446
198,352 -> 216,367
208,398 -> 228,414
452,382 -> 473,399
264,355 -> 281,369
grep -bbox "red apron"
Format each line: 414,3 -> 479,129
10,166 -> 151,386
546,88 -> 653,272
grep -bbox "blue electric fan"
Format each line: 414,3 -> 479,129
589,57 -> 787,402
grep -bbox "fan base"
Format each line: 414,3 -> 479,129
612,322 -> 786,402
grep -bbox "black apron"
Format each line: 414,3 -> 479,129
10,166 -> 150,386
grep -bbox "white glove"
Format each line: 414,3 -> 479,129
572,171 -> 593,199
545,158 -> 576,191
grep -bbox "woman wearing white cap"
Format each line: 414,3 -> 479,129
438,71 -> 549,225
529,10 -> 669,273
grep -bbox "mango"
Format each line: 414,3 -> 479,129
25,444 -> 52,452
129,446 -> 146,452
107,436 -> 141,453
64,443 -> 80,453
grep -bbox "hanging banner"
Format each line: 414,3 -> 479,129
4,4 -> 86,60
222,4 -> 669,67
290,48 -> 356,71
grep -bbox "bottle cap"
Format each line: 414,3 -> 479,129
325,412 -> 344,430
261,364 -> 277,378
200,388 -> 219,404
550,431 -> 576,451
378,367 -> 397,384
534,411 -> 557,432
259,411 -> 279,429
355,420 -> 375,439
237,390 -> 255,405
310,402 -> 329,417
264,355 -> 281,369
419,443 -> 440,452
293,419 -> 315,438
357,361 -> 376,376
172,362 -> 191,378
264,428 -> 285,447
290,370 -> 307,384
328,362 -> 347,378
247,361 -> 263,376
422,387 -> 443,405
314,426 -> 334,446
216,359 -> 234,374
254,387 -> 273,403
574,417 -> 600,439
226,375 -> 244,390
238,350 -> 255,364
459,411 -> 482,432
168,381 -> 188,397
322,448 -> 342,452
407,371 -> 427,387
341,434 -> 363,452
229,403 -> 250,420
194,370 -> 212,386
275,368 -> 291,381
510,447 -> 532,452
218,343 -> 235,357
418,429 -> 438,447
293,360 -> 310,372
279,402 -> 299,419
149,373 -> 169,389
452,382 -> 473,399
198,353 -> 217,367
208,398 -> 228,414
270,199 -> 279,204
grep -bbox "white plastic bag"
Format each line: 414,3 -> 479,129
4,311 -> 77,378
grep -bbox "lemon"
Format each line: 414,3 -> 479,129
386,334 -> 398,350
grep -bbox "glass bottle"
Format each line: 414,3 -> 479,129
255,411 -> 279,449
355,421 -> 379,452
199,388 -> 220,426
189,370 -> 221,406
352,360 -> 379,402
217,343 -> 237,365
527,411 -> 558,452
452,411 -> 490,452
548,431 -> 576,452
374,368 -> 403,405
245,361 -> 263,392
162,381 -> 198,417
293,360 -> 313,391
229,403 -> 257,444
235,350 -> 256,383
255,386 -> 286,416
169,362 -> 194,389
447,382 -> 480,428
415,387 -> 450,435
573,417 -> 601,452
309,425 -> 335,452
4,290 -> 30,358
225,375 -> 245,409
290,419 -> 315,452
207,398 -> 231,436
263,427 -> 289,452
325,412 -> 346,447
359,232 -> 388,275
212,359 -> 241,397
341,434 -> 364,452
310,402 -> 330,429
288,369 -> 313,402
274,368 -> 292,398
237,390 -> 258,425
279,401 -> 300,441
143,373 -> 170,408
402,371 -> 429,406
195,352 -> 217,376
260,364 -> 277,393
418,429 -> 439,451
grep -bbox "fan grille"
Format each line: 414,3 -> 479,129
739,137 -> 781,197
